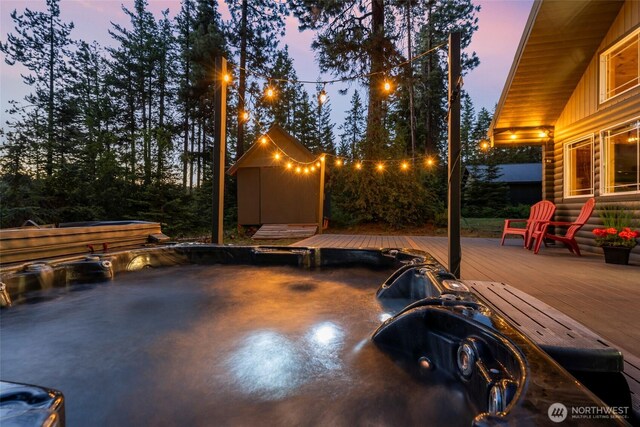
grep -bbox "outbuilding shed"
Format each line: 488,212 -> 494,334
228,124 -> 325,234
466,163 -> 542,205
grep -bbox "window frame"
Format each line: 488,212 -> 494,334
599,117 -> 640,196
564,135 -> 595,199
599,27 -> 640,104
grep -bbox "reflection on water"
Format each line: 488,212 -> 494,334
228,330 -> 303,399
1,264 -> 475,427
228,322 -> 346,400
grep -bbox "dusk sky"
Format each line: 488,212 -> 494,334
1,0 -> 533,130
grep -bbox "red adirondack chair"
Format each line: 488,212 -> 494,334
531,198 -> 596,255
501,200 -> 556,247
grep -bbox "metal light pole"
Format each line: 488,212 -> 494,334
212,56 -> 228,244
448,32 -> 462,278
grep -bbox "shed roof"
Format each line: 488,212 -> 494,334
228,123 -> 316,175
489,0 -> 624,146
467,163 -> 542,183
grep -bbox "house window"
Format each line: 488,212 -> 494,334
565,137 -> 594,197
601,119 -> 640,194
600,28 -> 640,103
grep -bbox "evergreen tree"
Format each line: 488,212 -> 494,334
337,91 -> 366,159
227,0 -> 288,159
413,0 -> 480,156
290,0 -> 399,157
0,0 -> 75,177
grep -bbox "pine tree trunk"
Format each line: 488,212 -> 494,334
236,0 -> 248,160
365,0 -> 385,158
47,13 -> 55,177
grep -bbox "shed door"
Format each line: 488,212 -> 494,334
260,167 -> 318,224
237,167 -> 261,225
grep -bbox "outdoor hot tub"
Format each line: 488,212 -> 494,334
0,245 -> 632,426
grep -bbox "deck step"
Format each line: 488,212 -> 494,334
464,280 -> 640,415
252,224 -> 318,240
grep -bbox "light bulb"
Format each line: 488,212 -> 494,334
318,89 -> 327,104
286,162 -> 292,169
401,162 -> 409,170
223,73 -> 231,83
304,167 -> 310,174
295,166 -> 301,174
426,158 -> 434,166
355,163 -> 362,170
266,86 -> 275,98
260,136 -> 268,144
274,153 -> 281,160
335,159 -> 342,166
383,80 -> 392,92
241,111 -> 250,121
377,163 -> 384,172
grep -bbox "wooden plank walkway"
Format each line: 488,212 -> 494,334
252,224 -> 317,240
292,234 -> 640,358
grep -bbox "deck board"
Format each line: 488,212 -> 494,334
292,234 -> 640,357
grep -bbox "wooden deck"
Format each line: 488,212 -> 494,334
292,234 -> 640,357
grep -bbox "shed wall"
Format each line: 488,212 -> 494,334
260,168 -> 318,224
237,167 -> 261,225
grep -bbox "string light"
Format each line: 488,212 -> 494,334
295,166 -> 301,174
401,161 -> 409,171
377,163 -> 385,172
426,158 -> 435,166
304,167 -> 310,174
318,88 -> 328,105
265,83 -> 275,99
260,136 -> 268,144
310,165 -> 316,172
274,152 -> 281,160
222,73 -> 232,83
241,111 -> 250,121
355,162 -> 362,170
286,162 -> 292,169
320,156 -> 325,162
383,78 -> 392,93
480,141 -> 490,151
335,159 -> 342,166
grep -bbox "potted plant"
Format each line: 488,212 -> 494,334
592,205 -> 638,265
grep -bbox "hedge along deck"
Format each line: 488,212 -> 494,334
0,222 -> 167,265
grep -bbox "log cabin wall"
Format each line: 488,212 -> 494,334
553,0 -> 640,262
